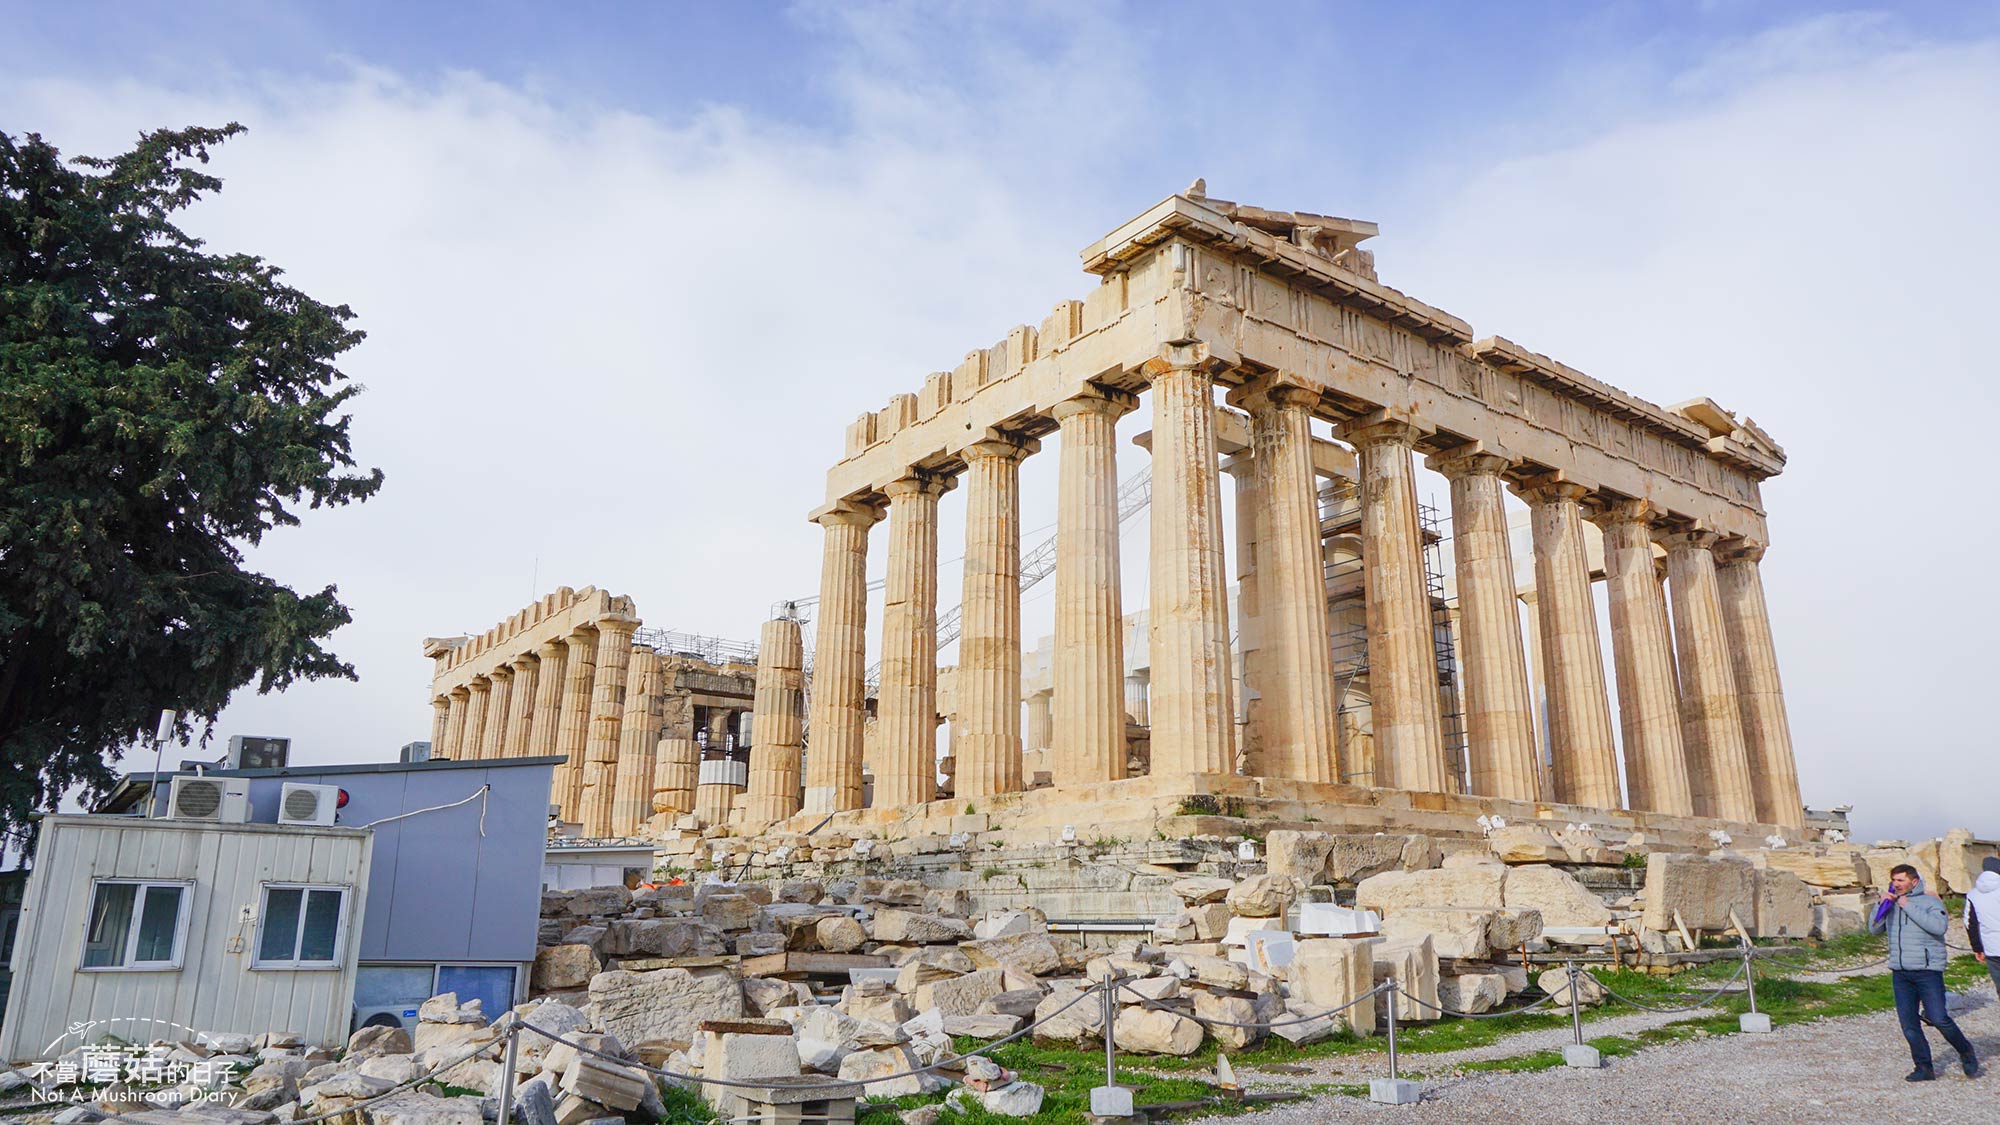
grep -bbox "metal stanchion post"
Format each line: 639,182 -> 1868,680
1562,962 -> 1603,1069
498,1025 -> 519,1125
1090,975 -> 1133,1119
1739,939 -> 1772,1033
1369,978 -> 1420,1105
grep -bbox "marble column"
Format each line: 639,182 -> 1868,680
503,655 -> 538,758
1224,455 -> 1267,777
442,689 -> 468,759
876,474 -> 948,807
553,627 -> 599,820
1143,354 -> 1236,776
1716,540 -> 1804,829
1024,690 -> 1053,753
744,617 -> 806,825
1592,501 -> 1694,816
1515,478 -> 1621,809
463,679 -> 492,762
1663,529 -> 1757,823
579,616 -> 638,837
1428,450 -> 1540,801
1124,672 -> 1150,726
805,504 -> 880,813
959,437 -> 1035,800
610,647 -> 664,836
1051,390 -> 1135,786
1341,414 -> 1447,792
479,667 -> 513,760
695,709 -> 742,825
526,640 -> 567,758
652,735 -> 699,822
1245,383 -> 1339,783
430,697 -> 450,757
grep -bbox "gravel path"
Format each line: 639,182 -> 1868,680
1193,979 -> 2000,1123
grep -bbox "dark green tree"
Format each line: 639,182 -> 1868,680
0,124 -> 381,839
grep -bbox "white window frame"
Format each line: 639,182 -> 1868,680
251,882 -> 352,971
78,878 -> 193,972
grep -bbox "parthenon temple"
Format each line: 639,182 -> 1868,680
794,184 -> 1803,841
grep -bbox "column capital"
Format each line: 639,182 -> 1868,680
595,614 -> 640,637
811,498 -> 885,528
448,686 -> 470,700
1657,526 -> 1721,553
1137,341 -> 1227,380
1050,386 -> 1138,422
1511,472 -> 1593,507
1585,497 -> 1661,529
510,653 -> 539,672
1231,376 -> 1320,414
489,666 -> 514,682
1424,444 -> 1513,480
468,678 -> 491,694
1715,536 -> 1768,564
1336,407 -> 1432,450
963,434 -> 1041,463
565,626 -> 599,650
883,471 -> 953,500
536,638 -> 566,660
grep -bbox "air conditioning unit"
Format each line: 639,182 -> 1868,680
277,782 -> 341,827
227,735 -> 291,770
168,776 -> 250,823
399,740 -> 432,764
352,1003 -> 420,1032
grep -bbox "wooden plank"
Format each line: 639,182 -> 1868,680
740,951 -> 890,978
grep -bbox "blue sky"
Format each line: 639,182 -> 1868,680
5,3 -> 1997,843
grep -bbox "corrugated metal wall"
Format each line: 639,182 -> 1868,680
0,817 -> 370,1060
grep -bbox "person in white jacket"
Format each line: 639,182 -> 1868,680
1966,856 -> 2000,996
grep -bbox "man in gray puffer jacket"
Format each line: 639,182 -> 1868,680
1869,864 -> 1978,1081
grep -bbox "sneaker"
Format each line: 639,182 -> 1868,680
1907,1068 -> 1935,1082
1965,1056 -> 1982,1079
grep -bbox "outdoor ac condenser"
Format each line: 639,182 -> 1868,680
276,782 -> 341,827
167,776 -> 250,823
352,1003 -> 420,1032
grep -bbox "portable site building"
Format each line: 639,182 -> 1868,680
0,815 -> 371,1060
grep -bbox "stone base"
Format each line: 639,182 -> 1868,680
1089,1086 -> 1135,1117
1368,1077 -> 1422,1104
1739,1012 -> 1772,1033
1562,1044 -> 1603,1069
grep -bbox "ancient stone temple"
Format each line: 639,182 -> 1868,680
790,184 -> 1804,846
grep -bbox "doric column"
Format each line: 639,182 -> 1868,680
1224,455 -> 1266,777
652,735 -> 699,822
479,667 -> 513,760
1124,673 -> 1150,726
1663,529 -> 1757,822
462,679 -> 492,761
430,697 -> 450,756
1427,450 -> 1540,801
1716,540 -> 1804,829
610,647 -> 664,836
442,689 -> 468,759
1514,477 -> 1620,809
1340,412 -> 1447,792
579,616 -> 638,837
959,437 -> 1036,800
804,504 -> 880,813
1244,383 -> 1338,783
1142,351 -> 1236,776
526,640 -> 566,758
1024,690 -> 1053,752
695,709 -> 744,825
743,617 -> 806,825
503,655 -> 538,758
1051,389 -> 1136,785
1591,501 -> 1694,816
876,473 -> 949,807
553,627 -> 599,820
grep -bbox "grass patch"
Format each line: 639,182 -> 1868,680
657,1083 -> 719,1123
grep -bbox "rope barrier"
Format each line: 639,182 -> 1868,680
1594,960 -> 1751,1015
288,1035 -> 508,1125
1116,980 -> 1391,1031
1401,990 -> 1563,1021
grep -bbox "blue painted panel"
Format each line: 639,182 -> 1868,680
436,964 -> 517,1021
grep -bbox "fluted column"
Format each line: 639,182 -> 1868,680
553,627 -> 599,820
1224,455 -> 1267,776
876,473 -> 948,807
1124,673 -> 1150,726
652,735 -> 699,822
462,679 -> 492,761
442,689 -> 469,759
1341,413 -> 1447,792
744,617 -> 806,825
804,504 -> 880,813
526,640 -> 567,758
578,616 -> 638,837
695,709 -> 742,825
1052,390 -> 1136,786
1592,501 -> 1694,816
1428,450 -> 1540,801
479,668 -> 514,760
610,647 -> 664,836
1024,690 -> 1053,752
503,655 -> 538,758
1663,529 -> 1757,822
430,697 -> 450,756
959,437 -> 1036,800
1515,478 -> 1620,809
1716,540 -> 1804,829
1143,353 -> 1236,776
1245,383 -> 1338,783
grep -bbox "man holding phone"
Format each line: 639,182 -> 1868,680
1870,863 -> 1978,1081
